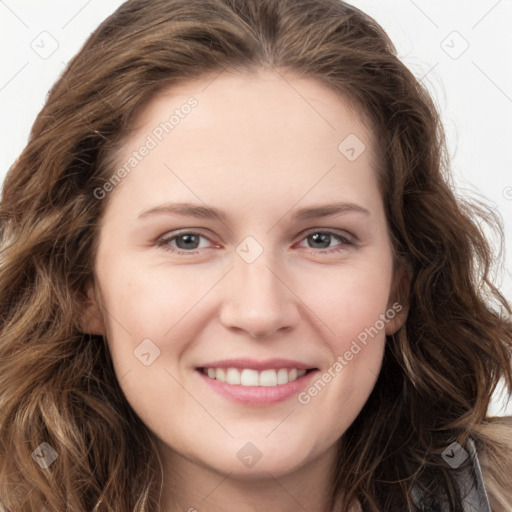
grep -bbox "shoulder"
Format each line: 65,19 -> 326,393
455,437 -> 493,511
412,431 -> 508,512
475,416 -> 512,512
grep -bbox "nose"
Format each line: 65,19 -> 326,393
218,250 -> 300,339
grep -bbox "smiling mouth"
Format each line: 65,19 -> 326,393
198,367 -> 316,387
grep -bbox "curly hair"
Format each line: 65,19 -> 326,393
1,0 -> 511,510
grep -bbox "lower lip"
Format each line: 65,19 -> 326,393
197,369 -> 318,406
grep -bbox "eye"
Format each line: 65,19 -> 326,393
297,230 -> 354,253
157,231 -> 214,253
156,229 -> 355,255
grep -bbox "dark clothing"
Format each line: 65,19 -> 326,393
359,438 -> 493,512
414,438 -> 492,511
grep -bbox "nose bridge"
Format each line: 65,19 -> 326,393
219,237 -> 299,337
238,250 -> 280,302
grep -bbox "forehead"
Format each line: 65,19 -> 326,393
120,68 -> 375,161
104,69 -> 381,219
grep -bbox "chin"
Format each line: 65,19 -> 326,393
188,435 -> 321,479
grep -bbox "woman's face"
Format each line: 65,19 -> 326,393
86,69 -> 406,479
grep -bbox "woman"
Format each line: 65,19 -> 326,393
1,0 -> 511,510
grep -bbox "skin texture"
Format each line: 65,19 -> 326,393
84,69 -> 407,512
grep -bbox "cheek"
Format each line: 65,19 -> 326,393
95,259 -> 206,431
98,251 -> 214,331
95,253 -> 216,380
293,258 -> 392,407
301,258 -> 393,349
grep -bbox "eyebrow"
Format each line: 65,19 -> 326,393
138,201 -> 370,222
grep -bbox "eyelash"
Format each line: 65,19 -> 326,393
156,229 -> 355,255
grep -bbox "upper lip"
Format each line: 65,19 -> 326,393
197,358 -> 317,371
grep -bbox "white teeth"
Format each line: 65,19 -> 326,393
277,368 -> 289,384
240,369 -> 259,386
259,369 -> 277,387
203,367 -> 310,386
225,368 -> 241,385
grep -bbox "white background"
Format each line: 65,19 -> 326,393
0,0 -> 511,415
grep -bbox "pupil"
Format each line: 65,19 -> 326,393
177,234 -> 199,250
310,233 -> 330,248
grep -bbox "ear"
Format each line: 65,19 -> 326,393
385,262 -> 411,335
80,279 -> 105,336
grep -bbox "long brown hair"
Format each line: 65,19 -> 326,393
1,1 -> 511,510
